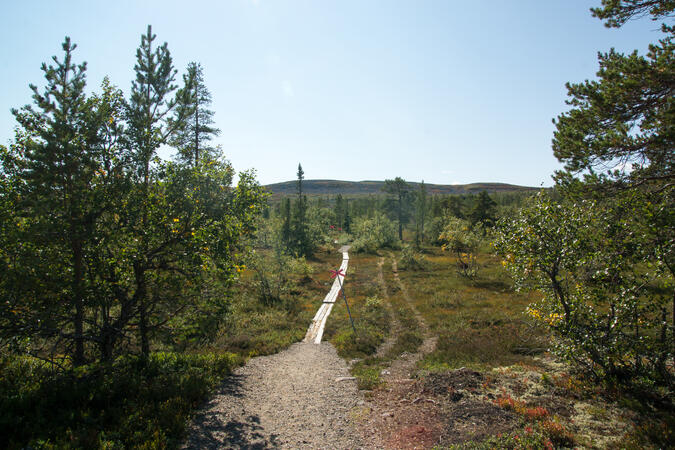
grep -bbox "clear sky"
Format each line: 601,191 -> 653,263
0,0 -> 665,186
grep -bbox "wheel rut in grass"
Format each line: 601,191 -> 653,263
358,254 -> 441,449
384,255 -> 438,380
373,256 -> 400,358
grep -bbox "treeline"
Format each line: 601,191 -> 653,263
262,169 -> 525,257
0,26 -> 265,368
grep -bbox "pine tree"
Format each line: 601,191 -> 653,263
126,25 -> 182,356
8,38 -> 108,365
554,3 -> 674,191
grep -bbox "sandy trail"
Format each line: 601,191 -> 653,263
183,341 -> 364,449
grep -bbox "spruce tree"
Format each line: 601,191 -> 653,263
291,163 -> 311,256
383,177 -> 411,240
172,62 -> 220,166
415,181 -> 428,247
468,191 -> 497,229
296,163 -> 304,196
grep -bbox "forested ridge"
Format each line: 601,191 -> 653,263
264,180 -> 537,196
0,1 -> 673,448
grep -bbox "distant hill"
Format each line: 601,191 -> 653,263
264,179 -> 538,196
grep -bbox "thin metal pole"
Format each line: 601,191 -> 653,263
336,274 -> 356,334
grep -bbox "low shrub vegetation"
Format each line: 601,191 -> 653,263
0,352 -> 241,449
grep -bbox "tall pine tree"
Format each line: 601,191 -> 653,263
8,38 -> 108,365
126,25 -> 183,355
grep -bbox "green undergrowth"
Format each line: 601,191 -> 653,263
0,351 -> 241,449
397,247 -> 547,371
323,254 -> 393,390
325,253 -> 427,389
440,425 -> 559,450
381,257 -> 425,358
351,359 -> 387,390
0,249 -> 343,449
324,254 -> 389,358
215,250 -> 336,358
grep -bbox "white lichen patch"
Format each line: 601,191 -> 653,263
570,401 -> 635,449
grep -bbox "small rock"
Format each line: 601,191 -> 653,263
382,412 -> 394,418
335,376 -> 356,382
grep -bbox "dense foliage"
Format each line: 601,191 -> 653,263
0,26 -> 266,448
496,192 -> 673,392
0,28 -> 265,366
496,0 -> 674,397
0,351 -> 240,448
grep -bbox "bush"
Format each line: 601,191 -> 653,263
398,244 -> 428,271
0,352 -> 241,449
439,217 -> 481,278
495,192 -> 674,394
351,213 -> 399,253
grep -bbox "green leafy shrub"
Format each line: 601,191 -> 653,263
351,213 -> 399,253
439,217 -> 481,278
0,352 -> 241,449
398,244 -> 428,271
495,192 -> 674,394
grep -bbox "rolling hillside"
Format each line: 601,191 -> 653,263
264,179 -> 538,196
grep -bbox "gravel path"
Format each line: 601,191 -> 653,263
183,341 -> 365,449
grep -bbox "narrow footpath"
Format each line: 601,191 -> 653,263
183,247 -> 363,449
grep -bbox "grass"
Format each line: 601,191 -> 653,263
213,249 -> 337,358
324,254 -> 390,359
396,247 -> 547,371
316,243 -> 675,448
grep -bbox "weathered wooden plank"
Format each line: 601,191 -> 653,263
304,248 -> 350,344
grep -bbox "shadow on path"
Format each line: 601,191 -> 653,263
183,374 -> 280,449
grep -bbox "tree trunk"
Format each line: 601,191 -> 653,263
136,264 -> 150,356
72,239 -> 85,366
398,194 -> 403,240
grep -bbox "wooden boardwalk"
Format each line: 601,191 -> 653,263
304,246 -> 350,344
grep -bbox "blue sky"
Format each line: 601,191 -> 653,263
0,0 -> 665,186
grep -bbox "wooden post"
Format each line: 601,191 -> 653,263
336,273 -> 356,334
